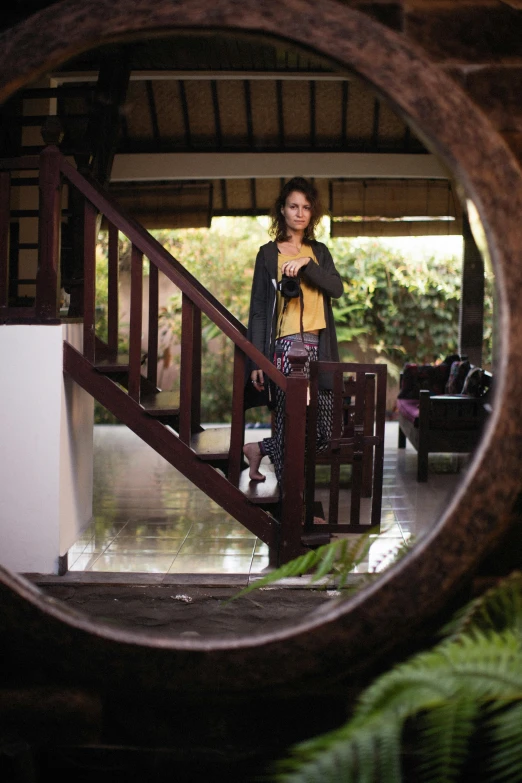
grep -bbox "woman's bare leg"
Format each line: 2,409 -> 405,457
243,442 -> 266,481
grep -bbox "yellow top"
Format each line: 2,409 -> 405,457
277,246 -> 326,338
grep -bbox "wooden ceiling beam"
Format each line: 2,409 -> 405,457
53,71 -> 355,83
110,152 -> 450,181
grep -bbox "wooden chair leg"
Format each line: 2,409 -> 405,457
417,447 -> 429,482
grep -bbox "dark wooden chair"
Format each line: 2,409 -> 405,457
305,361 -> 387,534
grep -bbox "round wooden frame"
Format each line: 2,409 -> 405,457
1,0 -> 522,697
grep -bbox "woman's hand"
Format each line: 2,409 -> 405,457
251,369 -> 264,390
281,257 -> 310,277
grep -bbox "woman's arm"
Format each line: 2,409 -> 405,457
301,244 -> 343,299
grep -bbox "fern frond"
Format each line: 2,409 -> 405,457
416,699 -> 479,783
273,712 -> 401,783
486,701 -> 522,782
441,571 -> 522,641
227,532 -> 377,601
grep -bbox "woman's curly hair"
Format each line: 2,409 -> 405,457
269,176 -> 324,243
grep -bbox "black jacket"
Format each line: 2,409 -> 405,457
246,240 -> 343,398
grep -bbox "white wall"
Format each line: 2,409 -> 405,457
0,324 -> 93,574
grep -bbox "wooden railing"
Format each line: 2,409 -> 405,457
0,133 -> 311,561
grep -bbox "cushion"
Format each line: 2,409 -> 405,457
445,359 -> 471,395
398,362 -> 452,400
396,398 -> 420,424
462,366 -> 487,398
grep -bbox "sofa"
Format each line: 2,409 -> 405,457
396,355 -> 493,481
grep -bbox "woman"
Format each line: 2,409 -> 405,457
243,176 -> 343,484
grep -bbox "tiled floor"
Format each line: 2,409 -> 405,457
68,422 -> 470,578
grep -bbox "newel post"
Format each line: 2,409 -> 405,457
35,117 -> 64,321
279,340 -> 308,564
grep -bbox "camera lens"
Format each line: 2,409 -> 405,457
278,275 -> 301,298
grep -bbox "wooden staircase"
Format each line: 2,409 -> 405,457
1,127 -> 386,566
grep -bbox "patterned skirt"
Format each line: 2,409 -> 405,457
261,333 -> 333,484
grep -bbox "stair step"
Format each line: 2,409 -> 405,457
239,468 -> 279,504
191,427 -> 230,461
141,390 -> 180,417
94,355 -> 131,373
94,354 -> 147,374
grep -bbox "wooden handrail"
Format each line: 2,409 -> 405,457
59,156 -> 285,388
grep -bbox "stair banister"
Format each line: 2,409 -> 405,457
0,170 -> 10,310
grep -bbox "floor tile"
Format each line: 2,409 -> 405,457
177,538 -> 257,556
250,555 -> 271,573
89,554 -> 177,573
105,538 -> 184,554
167,555 -> 254,574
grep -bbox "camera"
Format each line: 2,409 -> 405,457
277,274 -> 301,299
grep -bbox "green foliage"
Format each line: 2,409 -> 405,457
271,572 -> 522,783
329,238 -> 494,369
155,218 -> 270,423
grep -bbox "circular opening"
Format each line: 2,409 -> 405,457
1,1 -> 521,691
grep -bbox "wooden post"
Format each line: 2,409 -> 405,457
228,345 -> 246,486
107,222 -> 119,355
35,119 -> 63,321
0,171 -> 10,311
459,210 -> 485,367
191,306 -> 202,431
179,293 -> 195,444
147,261 -> 159,387
82,200 -> 97,363
279,340 -> 308,564
128,244 -> 143,402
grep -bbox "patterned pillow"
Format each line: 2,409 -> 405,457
445,360 -> 471,395
462,366 -> 487,397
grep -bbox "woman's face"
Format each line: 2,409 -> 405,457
281,190 -> 312,233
